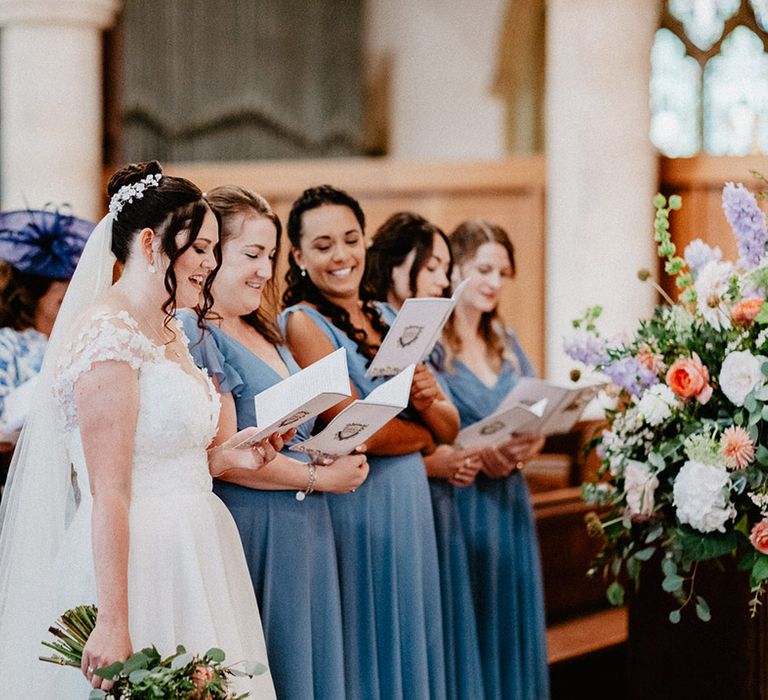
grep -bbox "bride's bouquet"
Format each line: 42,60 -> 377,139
566,175 -> 768,622
40,605 -> 265,699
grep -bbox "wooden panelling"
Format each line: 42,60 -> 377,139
156,156 -> 548,371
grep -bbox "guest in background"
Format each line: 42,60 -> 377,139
367,210 -> 485,699
437,219 -> 550,700
0,208 -> 93,477
181,185 -> 368,700
281,186 -> 454,700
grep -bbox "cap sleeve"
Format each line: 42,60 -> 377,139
53,309 -> 161,430
180,313 -> 244,396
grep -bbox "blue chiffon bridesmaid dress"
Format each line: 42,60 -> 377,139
181,313 -> 346,700
280,304 -> 446,700
437,330 -> 550,700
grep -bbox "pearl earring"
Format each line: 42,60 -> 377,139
148,263 -> 156,274
300,268 -> 307,278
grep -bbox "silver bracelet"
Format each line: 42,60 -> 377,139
295,463 -> 318,501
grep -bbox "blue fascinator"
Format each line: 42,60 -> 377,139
0,207 -> 94,279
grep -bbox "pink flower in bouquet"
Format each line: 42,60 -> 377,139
732,298 -> 764,328
665,353 -> 712,404
636,343 -> 666,375
720,426 -> 755,469
750,520 -> 768,555
192,664 -> 214,696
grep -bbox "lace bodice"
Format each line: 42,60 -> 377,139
53,310 -> 220,498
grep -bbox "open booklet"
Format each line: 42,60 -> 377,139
498,377 -> 606,436
235,348 -> 351,448
455,399 -> 548,450
455,377 -> 605,449
366,280 -> 468,378
290,364 -> 415,460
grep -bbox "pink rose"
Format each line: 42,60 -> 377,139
732,298 -> 764,328
192,664 -> 214,695
665,353 -> 712,404
750,520 -> 768,555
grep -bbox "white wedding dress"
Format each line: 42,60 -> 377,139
36,308 -> 276,697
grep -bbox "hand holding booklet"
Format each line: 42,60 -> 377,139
366,280 -> 468,378
235,348 -> 351,448
290,364 -> 416,460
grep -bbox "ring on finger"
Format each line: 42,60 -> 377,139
87,665 -> 94,674
464,457 -> 471,468
515,461 -> 524,470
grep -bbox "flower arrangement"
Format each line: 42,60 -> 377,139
40,605 -> 265,699
567,173 -> 768,622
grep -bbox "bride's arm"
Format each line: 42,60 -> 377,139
75,360 -> 136,692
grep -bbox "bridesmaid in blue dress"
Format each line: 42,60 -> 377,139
366,212 -> 485,700
437,219 -> 550,700
281,186 -> 456,700
181,185 -> 369,700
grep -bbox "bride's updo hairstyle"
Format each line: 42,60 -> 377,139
283,185 -> 389,362
107,160 -> 218,323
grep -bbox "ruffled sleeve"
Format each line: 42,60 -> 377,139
179,312 -> 244,396
53,309 -> 162,431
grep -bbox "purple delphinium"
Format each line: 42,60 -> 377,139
722,182 -> 768,270
563,330 -> 609,366
683,239 -> 722,277
603,356 -> 657,398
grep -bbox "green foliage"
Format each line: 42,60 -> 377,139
41,605 -> 262,699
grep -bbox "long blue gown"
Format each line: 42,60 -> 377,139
280,304 -> 447,700
436,330 -> 550,700
181,313 -> 346,700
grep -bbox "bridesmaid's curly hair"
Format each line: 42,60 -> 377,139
282,185 -> 389,363
0,264 -> 60,331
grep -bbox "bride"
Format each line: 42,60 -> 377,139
0,161 -> 281,697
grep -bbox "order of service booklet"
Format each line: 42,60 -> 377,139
455,398 -> 548,450
290,364 -> 416,460
235,348 -> 351,448
365,280 -> 468,378
496,377 -> 606,436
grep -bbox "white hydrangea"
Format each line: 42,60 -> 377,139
719,350 -> 764,407
673,460 -> 736,533
636,384 -> 678,426
695,260 -> 734,331
624,460 -> 659,519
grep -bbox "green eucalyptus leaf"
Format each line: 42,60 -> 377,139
122,652 -> 149,674
662,558 -> 678,577
695,598 -> 712,622
89,691 -> 107,700
756,446 -> 768,466
648,452 -> 665,471
129,669 -> 151,684
94,662 -> 123,680
662,574 -> 684,592
246,661 -> 269,677
676,527 -> 737,561
646,523 -> 664,544
205,647 -> 226,663
171,652 -> 194,671
634,546 -> 656,561
669,609 -> 681,624
746,394 -> 758,413
626,556 -> 641,581
606,581 -> 625,606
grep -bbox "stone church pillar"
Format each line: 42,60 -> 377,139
0,0 -> 121,219
545,0 -> 660,380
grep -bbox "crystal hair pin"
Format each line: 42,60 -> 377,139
108,173 -> 162,219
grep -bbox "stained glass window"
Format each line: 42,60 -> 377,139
651,1 -> 768,156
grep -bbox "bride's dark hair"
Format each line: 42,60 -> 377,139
107,160 -> 219,327
283,185 -> 389,362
